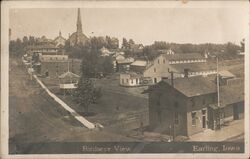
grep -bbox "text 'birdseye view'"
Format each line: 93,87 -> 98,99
7,5 -> 247,154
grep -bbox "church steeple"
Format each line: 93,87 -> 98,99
77,8 -> 83,33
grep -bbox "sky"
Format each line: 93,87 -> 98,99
9,7 -> 248,45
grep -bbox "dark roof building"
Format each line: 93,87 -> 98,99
161,76 -> 216,97
145,76 -> 244,137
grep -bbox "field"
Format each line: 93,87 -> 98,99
9,58 -> 135,154
40,73 -> 149,134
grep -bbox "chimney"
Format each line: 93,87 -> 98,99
184,68 -> 189,78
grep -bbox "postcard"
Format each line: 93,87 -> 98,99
1,0 -> 249,158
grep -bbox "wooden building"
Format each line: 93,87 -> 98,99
144,76 -> 244,137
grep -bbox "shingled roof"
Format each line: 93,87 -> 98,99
163,53 -> 205,61
161,76 -> 217,97
58,71 -> 80,79
170,62 -> 216,72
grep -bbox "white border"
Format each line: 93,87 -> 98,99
1,1 -> 249,159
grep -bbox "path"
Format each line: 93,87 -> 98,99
33,75 -> 96,129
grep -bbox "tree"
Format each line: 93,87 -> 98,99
240,39 -> 245,52
73,77 -> 101,114
106,36 -> 119,49
80,48 -> 99,78
128,39 -> 135,49
97,56 -> 114,75
22,36 -> 29,46
152,41 -> 168,50
122,38 -> 129,49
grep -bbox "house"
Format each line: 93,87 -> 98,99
38,58 -> 81,78
144,76 -> 244,137
39,51 -> 68,61
100,47 -> 113,57
129,44 -> 144,54
157,49 -> 175,55
115,57 -> 134,72
25,43 -> 58,56
54,31 -> 66,47
120,72 -> 142,87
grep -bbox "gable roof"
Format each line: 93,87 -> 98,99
219,70 -> 235,78
161,76 -> 217,97
54,35 -> 66,42
170,62 -> 216,72
131,60 -> 148,67
163,53 -> 205,61
59,71 -> 80,79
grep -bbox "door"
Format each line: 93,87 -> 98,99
233,105 -> 239,120
202,116 -> 206,128
202,109 -> 207,129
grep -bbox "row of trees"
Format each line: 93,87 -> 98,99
9,36 -> 38,57
121,38 -> 135,49
139,40 -> 244,60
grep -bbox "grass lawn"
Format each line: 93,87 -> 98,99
40,74 -> 149,133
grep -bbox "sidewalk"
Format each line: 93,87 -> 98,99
188,119 -> 244,141
33,74 -> 97,129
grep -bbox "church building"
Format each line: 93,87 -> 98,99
68,8 -> 89,46
54,31 -> 66,47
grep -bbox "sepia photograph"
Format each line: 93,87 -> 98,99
1,0 -> 249,158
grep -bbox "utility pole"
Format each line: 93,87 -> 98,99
209,54 -> 221,130
167,68 -> 178,141
216,56 -> 221,129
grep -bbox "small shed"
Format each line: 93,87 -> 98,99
58,71 -> 80,93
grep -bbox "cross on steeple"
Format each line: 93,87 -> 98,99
77,8 -> 83,33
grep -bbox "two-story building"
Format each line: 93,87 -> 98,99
144,76 -> 244,137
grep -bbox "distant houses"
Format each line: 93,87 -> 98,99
119,50 -> 217,87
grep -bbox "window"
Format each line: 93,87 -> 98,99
154,78 -> 157,83
202,109 -> 206,115
192,112 -> 197,126
163,59 -> 165,64
136,78 -> 139,84
154,68 -> 156,72
174,112 -> 179,125
131,79 -> 133,84
126,79 -> 129,83
122,79 -> 124,84
158,59 -> 160,64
